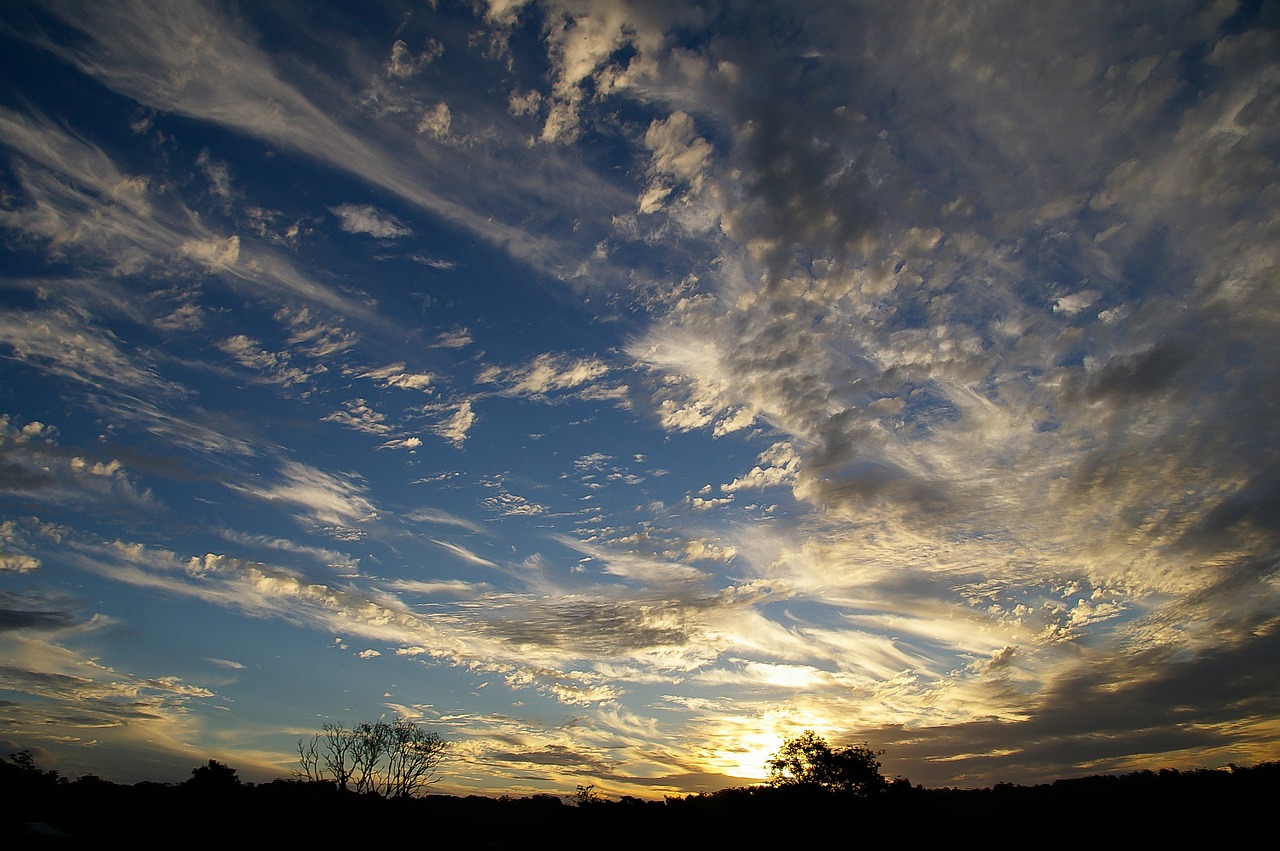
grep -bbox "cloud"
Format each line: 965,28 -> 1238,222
431,539 -> 499,570
330,204 -> 413,238
322,399 -> 391,435
0,105 -> 369,316
433,328 -> 472,348
534,0 -> 655,145
58,533 -> 711,720
417,102 -> 452,140
0,553 -> 41,573
228,461 -> 377,531
278,307 -> 360,358
405,508 -> 484,534
0,309 -> 174,397
377,436 -> 423,451
179,235 -> 241,269
22,0 -> 632,286
479,352 -> 610,398
0,591 -> 71,628
638,111 -> 713,215
0,592 -> 215,779
219,335 -> 314,386
410,254 -> 458,270
386,38 -> 443,79
433,400 -> 476,446
360,363 -> 434,391
721,442 -> 801,493
507,89 -> 542,117
206,657 -> 245,669
0,417 -> 152,510
4,0 -> 1277,794
217,530 -> 361,574
481,488 -> 546,517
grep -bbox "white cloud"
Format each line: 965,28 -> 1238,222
1053,290 -> 1100,315
433,328 -> 473,348
377,436 -> 423,451
219,335 -> 312,386
405,507 -> 484,533
434,400 -> 476,446
0,309 -> 172,395
481,488 -> 546,517
330,203 -> 413,238
722,442 -> 802,493
230,461 -> 377,530
178,235 -> 241,268
507,89 -> 542,116
25,0 -> 630,286
481,353 -> 610,399
361,363 -> 434,391
322,399 -> 391,435
639,111 -> 712,214
278,307 -> 360,358
417,102 -> 452,140
0,552 -> 41,572
431,538 -> 500,569
386,38 -> 443,79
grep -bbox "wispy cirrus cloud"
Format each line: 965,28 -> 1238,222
227,461 -> 377,534
22,0 -> 634,286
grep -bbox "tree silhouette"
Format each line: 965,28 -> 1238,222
186,759 -> 241,791
765,731 -> 886,796
296,717 -> 449,797
571,783 -> 602,805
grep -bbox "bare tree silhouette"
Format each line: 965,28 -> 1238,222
296,718 -> 449,797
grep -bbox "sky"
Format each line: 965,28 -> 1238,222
1,0 -> 1278,798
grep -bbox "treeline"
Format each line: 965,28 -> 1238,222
4,753 -> 1276,848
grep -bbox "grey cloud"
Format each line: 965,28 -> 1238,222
0,594 -> 75,632
484,744 -> 606,770
1178,479 -> 1280,556
874,624 -> 1280,786
476,599 -> 694,658
0,461 -> 57,493
727,96 -> 886,286
1083,339 -> 1194,402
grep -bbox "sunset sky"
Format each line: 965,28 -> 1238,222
2,0 -> 1278,797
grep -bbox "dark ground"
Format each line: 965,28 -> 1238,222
3,758 -> 1276,848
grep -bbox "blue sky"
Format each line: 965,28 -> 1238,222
2,0 -> 1278,797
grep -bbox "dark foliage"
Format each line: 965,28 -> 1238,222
185,759 -> 240,792
765,730 -> 886,795
2,751 -> 1277,848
